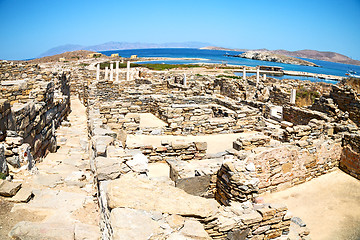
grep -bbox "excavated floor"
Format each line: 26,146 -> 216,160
263,169 -> 360,240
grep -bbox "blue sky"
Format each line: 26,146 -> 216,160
0,0 -> 359,60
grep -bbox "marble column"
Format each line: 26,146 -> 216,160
105,66 -> 109,80
290,89 -> 296,104
127,61 -> 130,81
183,73 -> 187,86
263,74 -> 266,81
256,67 -> 260,85
96,63 -> 100,81
115,61 -> 119,82
110,63 -> 113,81
243,67 -> 246,80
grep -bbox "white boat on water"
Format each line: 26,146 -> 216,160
346,70 -> 360,78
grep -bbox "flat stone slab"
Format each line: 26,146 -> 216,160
107,174 -> 219,218
33,174 -> 63,188
8,221 -> 100,240
8,188 -> 33,203
0,180 -> 22,197
111,208 -> 162,240
9,221 -> 74,240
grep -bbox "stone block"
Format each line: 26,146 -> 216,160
5,136 -> 23,146
172,141 -> 191,150
257,207 -> 276,220
175,175 -> 211,197
0,180 -> 22,197
195,141 -> 207,151
240,211 -> 263,225
95,157 -> 121,181
8,187 -> 33,203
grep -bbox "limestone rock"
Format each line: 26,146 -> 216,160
8,187 -> 33,203
8,221 -> 75,240
126,153 -> 148,173
239,211 -> 263,225
0,180 -> 21,197
110,207 -> 162,240
107,174 -> 219,218
0,144 -> 8,175
178,219 -> 211,239
95,157 -> 121,181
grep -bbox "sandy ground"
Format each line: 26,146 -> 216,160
139,113 -> 167,129
263,169 -> 360,240
127,131 -> 258,154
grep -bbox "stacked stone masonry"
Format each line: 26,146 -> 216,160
0,61 -> 70,174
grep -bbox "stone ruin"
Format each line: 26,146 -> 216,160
0,57 -> 359,239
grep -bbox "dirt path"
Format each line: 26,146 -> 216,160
263,169 -> 360,240
0,97 -> 100,239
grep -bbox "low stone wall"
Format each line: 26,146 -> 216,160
340,133 -> 360,180
283,105 -> 331,125
130,141 -> 207,162
330,85 -> 360,127
215,159 -> 259,205
225,139 -> 342,195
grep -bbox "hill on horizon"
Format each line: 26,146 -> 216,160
201,46 -> 360,66
38,42 -> 210,58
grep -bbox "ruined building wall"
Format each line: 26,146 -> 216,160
330,85 -> 360,127
283,105 -> 331,125
340,133 -> 360,180
0,64 -> 71,172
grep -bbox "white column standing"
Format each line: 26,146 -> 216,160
263,74 -> 266,81
126,61 -> 130,81
115,61 -> 119,82
243,67 -> 246,80
290,89 -> 296,104
183,73 -> 187,86
110,62 -> 113,81
256,67 -> 260,85
105,66 -> 109,80
96,63 -> 100,81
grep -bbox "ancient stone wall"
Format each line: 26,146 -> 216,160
0,62 -> 71,172
269,86 -> 290,105
129,141 -> 207,162
330,85 -> 360,127
340,133 -> 360,180
283,105 -> 330,125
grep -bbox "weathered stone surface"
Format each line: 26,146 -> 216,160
178,219 -> 211,239
239,211 -> 263,225
126,153 -> 148,173
194,142 -> 207,151
0,144 -> 9,175
95,157 -> 121,181
0,180 -> 21,197
8,187 -> 33,203
33,174 -> 63,188
175,175 -> 211,196
107,174 -> 219,217
110,207 -> 162,240
172,141 -> 191,150
8,221 -> 75,240
257,207 -> 276,220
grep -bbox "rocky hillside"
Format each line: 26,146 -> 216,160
239,51 -> 319,67
203,46 -> 360,66
27,50 -> 98,63
273,49 -> 360,66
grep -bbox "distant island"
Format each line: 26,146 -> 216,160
39,41 -> 210,58
201,46 -> 360,66
233,50 -> 319,67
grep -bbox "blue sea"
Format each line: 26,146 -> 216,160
100,48 -> 360,83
